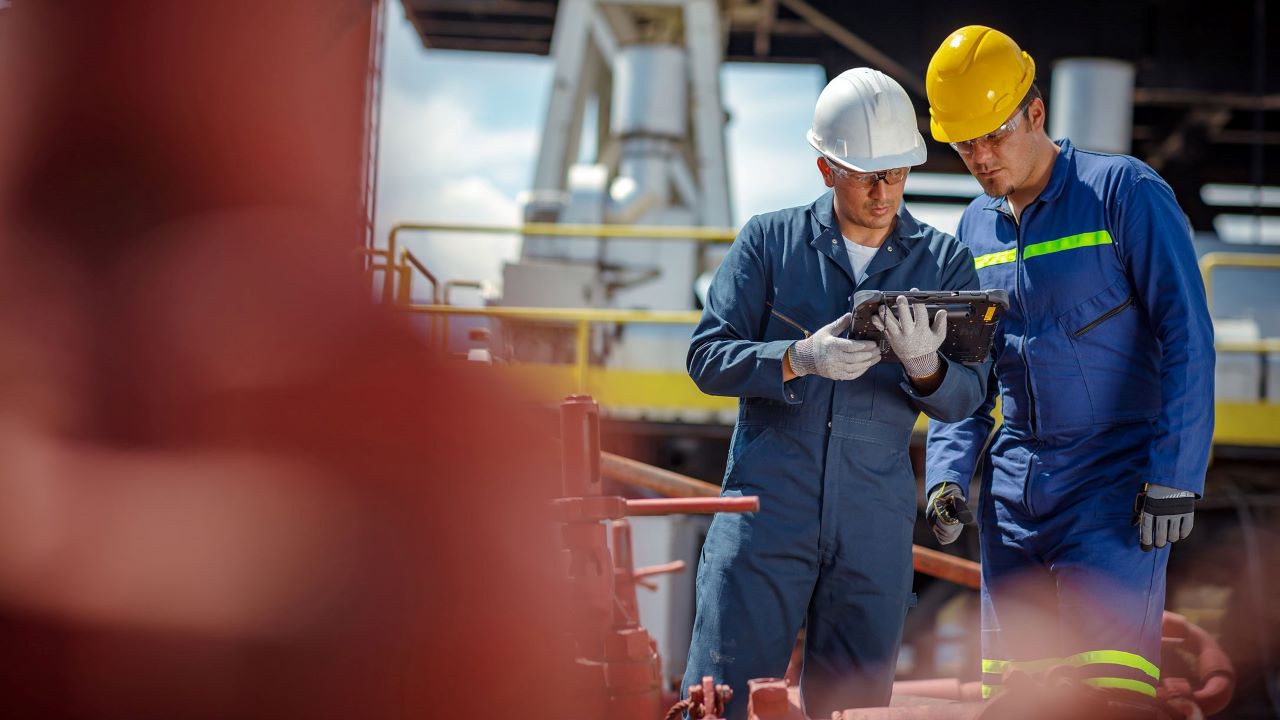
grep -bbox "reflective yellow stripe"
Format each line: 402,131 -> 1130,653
974,249 -> 1016,269
1022,230 -> 1113,260
1084,678 -> 1158,698
984,650 -> 1159,680
972,230 -> 1113,271
1070,650 -> 1160,680
985,678 -> 1155,699
982,658 -> 1010,674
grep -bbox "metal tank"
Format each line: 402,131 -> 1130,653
1049,57 -> 1135,154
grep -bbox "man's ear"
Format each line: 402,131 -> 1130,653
817,157 -> 835,188
1028,98 -> 1047,132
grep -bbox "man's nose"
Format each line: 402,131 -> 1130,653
970,141 -> 996,166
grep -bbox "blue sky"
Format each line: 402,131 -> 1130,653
372,0 -> 972,303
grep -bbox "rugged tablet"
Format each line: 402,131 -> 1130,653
850,289 -> 1010,364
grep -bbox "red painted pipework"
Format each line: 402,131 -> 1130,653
625,496 -> 761,515
1160,611 -> 1235,716
911,546 -> 980,590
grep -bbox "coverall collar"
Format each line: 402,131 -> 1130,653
983,138 -> 1075,214
809,191 -> 923,283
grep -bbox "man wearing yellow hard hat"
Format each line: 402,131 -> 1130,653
921,26 -> 1214,709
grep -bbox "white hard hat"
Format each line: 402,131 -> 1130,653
807,68 -> 927,172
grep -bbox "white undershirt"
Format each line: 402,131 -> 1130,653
842,237 -> 880,284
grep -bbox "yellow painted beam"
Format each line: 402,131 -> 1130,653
487,365 -> 1280,448
1212,402 -> 1280,447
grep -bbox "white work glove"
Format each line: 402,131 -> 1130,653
925,483 -> 973,545
788,313 -> 880,381
1134,483 -> 1195,551
872,294 -> 947,378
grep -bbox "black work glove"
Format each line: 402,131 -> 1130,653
926,483 -> 973,545
1132,483 -> 1196,552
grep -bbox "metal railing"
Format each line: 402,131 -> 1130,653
1200,253 -> 1280,445
382,220 -> 737,305
368,227 -> 1280,439
404,304 -> 699,391
1200,250 -> 1280,375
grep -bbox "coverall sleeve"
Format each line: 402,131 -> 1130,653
916,244 -> 997,498
687,216 -> 800,404
924,365 -> 998,499
1114,177 -> 1215,496
900,244 -> 993,424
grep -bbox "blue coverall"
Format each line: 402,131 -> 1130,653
684,192 -> 991,718
926,140 -> 1215,700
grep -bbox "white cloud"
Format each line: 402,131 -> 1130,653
375,86 -> 539,303
391,177 -> 521,304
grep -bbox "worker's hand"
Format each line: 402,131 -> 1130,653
873,294 -> 946,378
789,313 -> 880,381
925,483 -> 972,545
1133,483 -> 1195,551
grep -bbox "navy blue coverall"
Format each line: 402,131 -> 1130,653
683,192 -> 991,718
926,140 -> 1215,700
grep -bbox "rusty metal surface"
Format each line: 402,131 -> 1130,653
557,395 -> 765,719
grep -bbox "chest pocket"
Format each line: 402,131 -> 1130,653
1051,275 -> 1161,426
764,301 -> 814,341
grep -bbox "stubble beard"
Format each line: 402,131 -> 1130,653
979,175 -> 1014,199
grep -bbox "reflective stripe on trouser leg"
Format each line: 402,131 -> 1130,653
980,650 -> 1160,698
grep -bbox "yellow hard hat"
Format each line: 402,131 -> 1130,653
926,25 -> 1036,143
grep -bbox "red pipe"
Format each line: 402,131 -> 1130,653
625,496 -> 760,515
1160,611 -> 1235,716
911,546 -> 981,590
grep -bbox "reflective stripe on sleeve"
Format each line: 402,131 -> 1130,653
974,249 -> 1016,269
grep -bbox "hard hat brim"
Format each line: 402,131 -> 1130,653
807,129 -> 927,173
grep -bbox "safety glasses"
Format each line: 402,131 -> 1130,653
829,165 -> 908,187
949,102 -> 1033,156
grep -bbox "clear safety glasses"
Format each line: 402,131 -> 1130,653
829,165 -> 908,187
949,103 -> 1031,156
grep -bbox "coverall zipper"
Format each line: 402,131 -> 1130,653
767,305 -> 812,337
1073,297 -> 1135,337
1009,207 -> 1038,437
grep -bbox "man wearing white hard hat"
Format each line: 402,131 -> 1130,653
682,68 -> 991,718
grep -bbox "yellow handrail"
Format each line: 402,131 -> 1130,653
404,303 -> 700,393
390,220 -> 737,246
1216,339 -> 1280,354
403,304 -> 700,324
443,279 -> 484,305
1200,251 -> 1280,300
397,248 -> 440,305
380,221 -> 736,306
